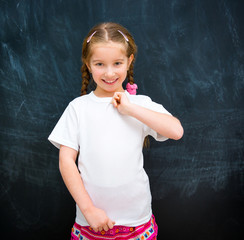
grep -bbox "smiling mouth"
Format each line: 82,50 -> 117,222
102,78 -> 118,84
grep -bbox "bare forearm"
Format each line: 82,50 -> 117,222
59,146 -> 115,231
127,103 -> 184,140
59,148 -> 93,213
112,92 -> 183,140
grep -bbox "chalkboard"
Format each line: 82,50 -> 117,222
0,0 -> 243,239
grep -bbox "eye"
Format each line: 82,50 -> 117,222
115,62 -> 122,66
95,63 -> 103,66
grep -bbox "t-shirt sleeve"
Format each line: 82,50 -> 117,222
142,96 -> 172,142
48,103 -> 79,151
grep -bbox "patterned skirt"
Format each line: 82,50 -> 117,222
71,215 -> 158,240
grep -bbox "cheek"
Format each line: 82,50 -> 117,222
91,68 -> 103,77
118,65 -> 128,74
121,67 -> 128,78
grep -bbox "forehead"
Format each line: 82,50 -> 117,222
90,41 -> 127,58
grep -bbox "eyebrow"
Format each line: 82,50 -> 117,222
91,58 -> 125,63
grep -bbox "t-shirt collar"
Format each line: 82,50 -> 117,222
89,91 -> 130,102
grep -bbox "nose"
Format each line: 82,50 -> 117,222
105,66 -> 115,78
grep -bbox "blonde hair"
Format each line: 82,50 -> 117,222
80,22 -> 137,96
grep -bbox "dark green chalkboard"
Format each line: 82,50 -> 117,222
1,0 -> 243,239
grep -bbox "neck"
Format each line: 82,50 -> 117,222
93,88 -> 125,98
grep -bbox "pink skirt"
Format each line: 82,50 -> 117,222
71,215 -> 158,240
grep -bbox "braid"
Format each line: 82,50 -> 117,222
127,59 -> 135,84
81,64 -> 90,96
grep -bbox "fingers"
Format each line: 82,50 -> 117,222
111,93 -> 121,107
103,225 -> 109,231
112,98 -> 118,108
93,219 -> 115,233
111,92 -> 128,107
85,206 -> 115,233
107,220 -> 115,229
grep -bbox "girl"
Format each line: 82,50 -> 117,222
48,22 -> 183,240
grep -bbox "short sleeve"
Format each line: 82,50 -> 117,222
48,103 -> 79,151
142,96 -> 172,142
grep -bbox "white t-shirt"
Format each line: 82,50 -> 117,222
48,91 -> 171,226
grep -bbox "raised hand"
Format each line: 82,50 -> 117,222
111,92 -> 132,115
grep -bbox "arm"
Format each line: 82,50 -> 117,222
112,92 -> 184,140
59,145 -> 115,232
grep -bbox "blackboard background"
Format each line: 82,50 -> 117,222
0,0 -> 244,239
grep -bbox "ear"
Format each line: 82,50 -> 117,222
128,54 -> 134,69
85,62 -> 91,73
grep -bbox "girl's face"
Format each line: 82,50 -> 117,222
87,41 -> 133,97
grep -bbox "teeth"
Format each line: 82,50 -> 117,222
104,79 -> 117,83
